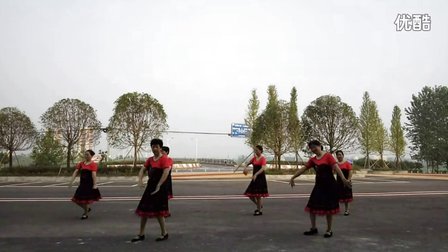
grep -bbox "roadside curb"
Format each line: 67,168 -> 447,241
367,174 -> 448,181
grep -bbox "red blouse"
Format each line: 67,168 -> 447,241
250,155 -> 267,166
76,162 -> 98,172
338,161 -> 352,170
305,153 -> 337,169
144,155 -> 170,170
166,157 -> 174,168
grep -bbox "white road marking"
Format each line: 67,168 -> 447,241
43,182 -> 69,187
1,191 -> 447,202
0,182 -> 44,187
96,182 -> 114,186
270,179 -> 410,185
173,179 -> 249,182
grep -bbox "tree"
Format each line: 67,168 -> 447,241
252,86 -> 290,169
301,95 -> 358,153
287,87 -> 303,167
358,92 -> 380,168
0,107 -> 37,168
390,106 -> 406,169
108,92 -> 168,171
31,130 -> 65,167
405,86 -> 448,172
245,89 -> 260,147
41,99 -> 101,168
372,118 -> 389,168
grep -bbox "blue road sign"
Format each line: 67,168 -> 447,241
230,123 -> 250,138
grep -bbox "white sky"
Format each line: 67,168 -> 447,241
0,0 -> 447,160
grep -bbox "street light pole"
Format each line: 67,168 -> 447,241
195,138 -> 198,162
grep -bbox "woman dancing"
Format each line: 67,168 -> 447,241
131,139 -> 171,243
243,145 -> 269,216
69,150 -> 102,220
289,140 -> 351,238
336,150 -> 353,216
162,146 -> 173,200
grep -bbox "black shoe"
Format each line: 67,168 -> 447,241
253,210 -> 263,216
155,233 -> 169,242
344,211 -> 350,216
81,214 -> 88,220
131,235 -> 145,243
324,231 -> 333,238
303,228 -> 318,236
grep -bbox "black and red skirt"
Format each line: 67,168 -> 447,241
72,169 -> 101,204
136,168 -> 170,218
305,166 -> 339,215
337,169 -> 353,203
167,170 -> 173,200
244,166 -> 269,198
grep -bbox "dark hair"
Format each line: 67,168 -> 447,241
86,149 -> 95,156
255,145 -> 263,153
336,150 -> 344,156
162,146 -> 170,154
307,140 -> 321,148
150,138 -> 163,148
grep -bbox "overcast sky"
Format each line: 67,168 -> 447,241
0,0 -> 447,160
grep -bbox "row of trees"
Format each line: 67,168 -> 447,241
405,86 -> 448,172
245,85 -> 447,170
0,92 -> 168,170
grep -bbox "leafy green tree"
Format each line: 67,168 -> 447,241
0,107 -> 37,168
252,86 -> 290,169
390,106 -> 406,169
31,130 -> 65,167
287,87 -> 303,167
405,86 -> 448,172
41,99 -> 101,168
108,92 -> 168,171
372,118 -> 389,168
302,95 -> 358,153
245,89 -> 260,147
359,92 -> 380,168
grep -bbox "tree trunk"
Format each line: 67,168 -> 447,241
380,152 -> 384,168
364,150 -> 370,169
8,149 -> 13,168
295,151 -> 299,169
277,153 -> 281,170
66,144 -> 72,168
132,146 -> 138,173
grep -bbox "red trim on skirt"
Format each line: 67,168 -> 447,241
168,194 -> 173,200
244,193 -> 269,198
71,197 -> 101,204
135,209 -> 170,218
339,198 -> 353,203
305,207 -> 340,215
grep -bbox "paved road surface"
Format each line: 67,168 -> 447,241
0,176 -> 447,252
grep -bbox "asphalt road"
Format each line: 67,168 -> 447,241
0,176 -> 447,252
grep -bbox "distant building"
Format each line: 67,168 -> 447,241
53,128 -> 95,154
